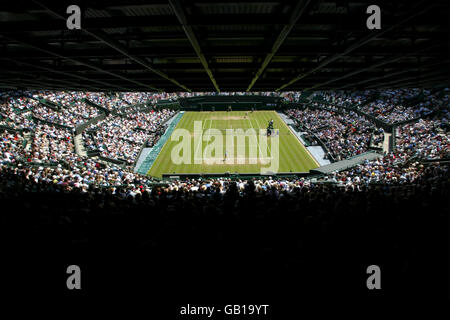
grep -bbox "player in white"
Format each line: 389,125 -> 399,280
224,150 -> 228,162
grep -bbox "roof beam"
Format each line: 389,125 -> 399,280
339,60 -> 447,89
31,0 -> 191,91
0,13 -> 446,33
339,69 -> 418,90
84,30 -> 191,92
168,0 -> 220,92
367,69 -> 450,88
304,43 -> 442,90
31,0 -> 167,92
0,61 -> 105,91
0,68 -> 95,90
276,0 -> 437,91
377,75 -> 450,89
246,0 -> 313,91
0,77 -> 75,90
3,61 -> 445,73
1,33 -> 157,91
0,58 -> 124,91
2,45 -> 444,60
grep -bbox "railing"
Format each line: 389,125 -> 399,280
31,115 -> 74,131
0,124 -> 30,133
34,98 -> 60,111
85,149 -> 127,166
74,113 -> 107,135
83,98 -> 111,114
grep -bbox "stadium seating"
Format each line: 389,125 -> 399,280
0,88 -> 448,192
1,88 -> 448,304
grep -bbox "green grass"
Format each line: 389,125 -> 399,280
148,110 -> 319,177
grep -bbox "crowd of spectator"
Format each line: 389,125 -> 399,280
286,106 -> 375,160
312,90 -> 373,107
0,90 -> 178,167
83,108 -> 175,163
32,101 -> 99,128
360,90 -> 418,124
0,88 -> 448,195
396,118 -> 449,160
28,124 -> 74,163
85,92 -> 130,111
0,130 -> 26,164
418,88 -> 450,116
313,88 -> 449,125
34,91 -> 77,107
0,90 -> 179,193
359,88 -> 448,123
0,93 -> 37,129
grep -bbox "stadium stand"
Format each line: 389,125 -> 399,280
1,88 -> 448,306
1,88 -> 448,187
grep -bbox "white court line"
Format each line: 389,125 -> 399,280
201,117 -> 213,156
193,117 -> 206,161
208,117 -> 213,131
253,114 -> 271,157
247,116 -> 265,160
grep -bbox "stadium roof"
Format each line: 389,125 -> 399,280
0,0 -> 449,92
